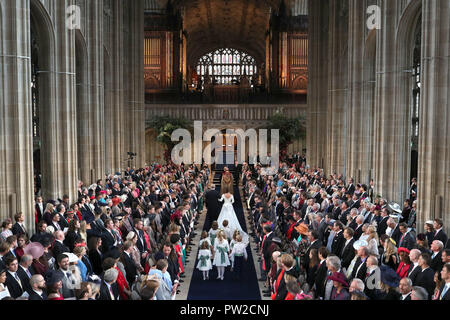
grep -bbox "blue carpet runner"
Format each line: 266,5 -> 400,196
186,177 -> 261,300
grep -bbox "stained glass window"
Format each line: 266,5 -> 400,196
196,48 -> 257,85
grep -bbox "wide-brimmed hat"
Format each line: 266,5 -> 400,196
24,242 -> 45,259
353,239 -> 368,250
380,265 -> 400,287
397,247 -> 410,255
389,203 -> 402,213
294,223 -> 309,236
45,270 -> 64,285
328,272 -> 348,287
65,252 -> 79,263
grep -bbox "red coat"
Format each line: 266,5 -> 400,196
115,266 -> 130,300
271,269 -> 285,300
396,262 -> 411,279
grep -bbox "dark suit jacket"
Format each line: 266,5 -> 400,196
415,267 -> 435,299
274,268 -> 299,300
434,230 -> 448,247
331,231 -> 345,256
317,220 -> 328,243
101,230 -> 116,254
89,249 -> 104,275
134,229 -> 148,254
340,239 -> 355,270
354,225 -> 363,241
28,290 -> 47,300
64,231 -> 81,252
122,252 -> 138,287
377,217 -> 389,237
11,223 -> 27,237
16,266 -> 34,293
205,189 -> 221,222
52,240 -> 70,259
408,264 -> 421,285
438,286 -> 450,300
35,204 -> 44,223
262,232 -> 274,270
99,281 -> 120,300
5,272 -> 24,298
314,261 -> 328,299
351,257 -> 368,281
430,251 -> 444,273
391,225 -> 402,245
398,232 -> 415,250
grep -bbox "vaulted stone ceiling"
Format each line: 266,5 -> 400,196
174,0 -> 281,66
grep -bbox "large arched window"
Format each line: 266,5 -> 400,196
196,48 -> 257,85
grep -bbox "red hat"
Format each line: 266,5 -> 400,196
328,272 -> 348,287
112,197 -> 121,206
90,196 -> 95,200
397,247 -> 410,255
100,190 -> 107,195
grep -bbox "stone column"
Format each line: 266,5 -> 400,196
0,0 -> 35,231
347,0 -> 374,184
111,0 -> 125,173
125,0 -> 145,168
418,0 -> 450,232
326,0 -> 349,176
87,0 -> 105,180
307,0 -> 329,170
49,0 -> 78,204
373,0 -> 406,204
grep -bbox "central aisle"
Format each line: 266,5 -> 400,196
186,184 -> 262,300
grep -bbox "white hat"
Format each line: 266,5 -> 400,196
66,252 -> 79,263
353,239 -> 368,250
389,203 -> 402,213
126,231 -> 136,240
46,226 -> 55,234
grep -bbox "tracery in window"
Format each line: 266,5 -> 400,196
196,48 -> 257,85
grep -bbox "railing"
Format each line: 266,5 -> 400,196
145,104 -> 307,123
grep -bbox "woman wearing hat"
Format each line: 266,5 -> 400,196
379,265 -> 401,300
381,237 -> 398,271
26,242 -> 48,276
396,247 -> 411,279
328,272 -> 350,300
45,270 -> 65,300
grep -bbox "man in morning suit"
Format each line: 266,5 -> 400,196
351,246 -> 369,281
99,268 -> 120,300
314,247 -> 329,299
4,256 -> 24,299
122,241 -> 138,287
433,219 -> 448,248
340,228 -> 356,270
205,184 -> 221,228
398,222 -> 415,250
415,253 -> 436,299
261,224 -> 274,281
430,240 -> 444,273
408,249 -> 422,285
331,221 -> 345,256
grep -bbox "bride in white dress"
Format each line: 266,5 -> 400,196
217,192 -> 249,245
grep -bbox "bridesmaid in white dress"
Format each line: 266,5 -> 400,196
212,231 -> 230,280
